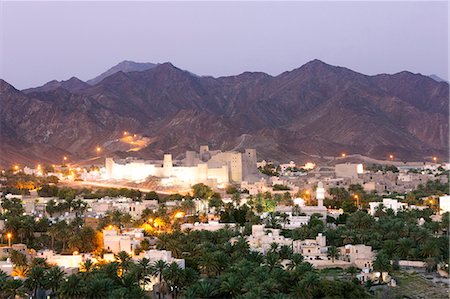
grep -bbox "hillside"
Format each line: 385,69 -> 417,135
0,60 -> 448,167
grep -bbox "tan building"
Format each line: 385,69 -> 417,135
339,244 -> 374,269
105,146 -> 258,186
0,244 -> 27,259
335,163 -> 364,179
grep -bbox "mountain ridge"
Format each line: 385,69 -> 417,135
0,60 -> 448,167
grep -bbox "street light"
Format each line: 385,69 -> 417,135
96,146 -> 101,153
432,156 -> 437,162
389,154 -> 394,160
354,194 -> 360,208
6,233 -> 12,247
341,153 -> 346,158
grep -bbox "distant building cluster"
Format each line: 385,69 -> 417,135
105,146 -> 259,186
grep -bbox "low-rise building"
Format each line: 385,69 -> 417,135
180,221 -> 236,232
339,244 -> 374,269
369,198 -> 407,215
0,244 -> 27,259
36,250 -> 86,271
246,225 -> 294,254
103,228 -> 144,254
439,195 -> 450,214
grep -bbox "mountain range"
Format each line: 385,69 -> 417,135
0,60 -> 448,167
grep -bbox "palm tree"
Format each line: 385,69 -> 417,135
115,251 -> 132,276
0,277 -> 25,299
48,224 -> 59,251
346,266 -> 358,279
24,266 -> 46,298
220,274 -> 242,297
269,242 -> 279,253
198,253 -> 220,277
45,266 -> 65,295
151,260 -> 168,299
347,211 -> 375,230
421,239 -> 440,259
397,238 -> 414,259
279,245 -> 293,260
232,237 -> 250,258
9,250 -> 28,267
11,264 -> 30,279
327,246 -> 340,263
80,259 -> 96,276
57,274 -> 86,299
287,253 -> 304,271
264,252 -> 282,272
135,257 -> 152,289
163,262 -> 185,299
373,252 -> 392,282
290,281 -> 310,299
279,213 -> 290,229
84,277 -> 114,299
191,280 -> 217,298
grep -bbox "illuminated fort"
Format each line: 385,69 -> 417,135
104,146 -> 259,186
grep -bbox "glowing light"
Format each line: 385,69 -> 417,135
123,131 -> 128,136
37,164 -> 41,170
174,211 -> 185,219
305,190 -> 310,195
13,165 -> 19,170
153,218 -> 164,228
303,162 -> 316,170
63,156 -> 68,161
389,154 -> 394,160
432,156 -> 437,162
96,146 -> 101,153
133,134 -> 137,138
6,232 -> 12,247
108,225 -> 113,230
73,251 -> 79,255
341,153 -> 346,158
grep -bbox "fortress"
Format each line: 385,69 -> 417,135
104,146 -> 259,187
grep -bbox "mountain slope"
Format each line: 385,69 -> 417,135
0,60 -> 448,167
87,60 -> 156,85
22,77 -> 90,94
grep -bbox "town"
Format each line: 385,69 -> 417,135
0,146 -> 448,298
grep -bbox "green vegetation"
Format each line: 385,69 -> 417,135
273,184 -> 291,191
258,163 -> 280,176
365,164 -> 399,173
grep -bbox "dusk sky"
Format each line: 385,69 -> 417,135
1,1 -> 448,89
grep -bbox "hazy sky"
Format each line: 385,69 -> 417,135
1,1 -> 448,89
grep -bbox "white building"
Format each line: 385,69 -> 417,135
439,195 -> 450,214
35,250 -> 92,272
369,198 -> 408,215
105,146 -> 259,186
245,225 -> 294,254
103,228 -> 145,254
138,250 -> 185,269
133,250 -> 185,291
180,221 -> 235,232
